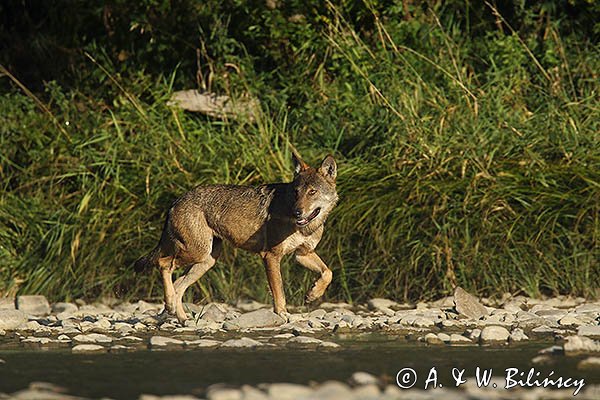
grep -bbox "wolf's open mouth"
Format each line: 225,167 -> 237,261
296,207 -> 321,226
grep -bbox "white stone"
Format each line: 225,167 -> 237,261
319,341 -> 341,349
185,339 -> 221,348
578,325 -> 600,339
72,344 -> 106,353
220,337 -> 263,348
72,333 -> 113,344
450,334 -> 472,344
509,328 -> 529,342
578,357 -> 600,370
564,336 -> 600,355
350,371 -> 379,386
480,326 -> 510,343
150,336 -> 184,347
267,383 -> 312,400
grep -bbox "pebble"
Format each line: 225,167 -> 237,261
272,333 -> 295,340
564,335 -> 600,355
350,371 -> 379,386
313,380 -> 353,399
287,335 -> 322,347
72,344 -> 106,353
150,336 -> 184,347
73,333 -> 113,344
240,385 -> 269,400
185,339 -> 221,348
509,328 -> 529,342
449,334 -> 472,344
267,383 -> 313,399
479,326 -> 510,343
220,337 -> 263,348
578,356 -> 600,370
559,314 -> 583,326
578,325 -> 600,339
206,387 -> 242,400
424,332 -> 443,345
318,341 -> 341,349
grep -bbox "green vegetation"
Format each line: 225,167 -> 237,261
1,1 -> 598,304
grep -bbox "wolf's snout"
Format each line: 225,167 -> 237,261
293,209 -> 302,218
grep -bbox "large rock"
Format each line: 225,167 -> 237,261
16,295 -> 51,316
227,309 -> 285,329
480,326 -> 510,343
454,287 -> 489,320
0,309 -> 27,330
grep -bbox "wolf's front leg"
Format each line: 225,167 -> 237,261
295,251 -> 333,302
262,253 -> 288,318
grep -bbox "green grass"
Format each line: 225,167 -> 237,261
0,2 -> 598,304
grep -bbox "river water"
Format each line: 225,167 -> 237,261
0,335 -> 596,399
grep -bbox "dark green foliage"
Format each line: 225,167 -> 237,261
1,1 -> 598,303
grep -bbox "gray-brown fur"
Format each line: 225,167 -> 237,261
135,154 -> 338,322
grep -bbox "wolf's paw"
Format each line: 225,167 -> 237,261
276,310 -> 291,323
305,287 -> 323,303
157,307 -> 177,323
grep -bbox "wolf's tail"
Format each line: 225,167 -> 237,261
134,246 -> 160,273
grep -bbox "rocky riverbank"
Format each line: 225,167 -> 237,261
1,289 -> 599,351
1,289 -> 599,399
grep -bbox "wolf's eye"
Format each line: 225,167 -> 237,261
308,189 -> 317,196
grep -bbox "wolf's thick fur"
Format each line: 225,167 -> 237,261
135,153 -> 338,322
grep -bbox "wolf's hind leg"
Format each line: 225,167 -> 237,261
159,256 -> 178,315
173,238 -> 222,323
295,251 -> 333,303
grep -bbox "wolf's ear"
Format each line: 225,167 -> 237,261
318,155 -> 337,181
292,151 -> 308,175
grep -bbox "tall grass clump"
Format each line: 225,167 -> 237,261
1,1 -> 598,303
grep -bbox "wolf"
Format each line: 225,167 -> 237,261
134,153 -> 338,322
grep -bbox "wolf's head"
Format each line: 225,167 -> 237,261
290,152 -> 338,228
